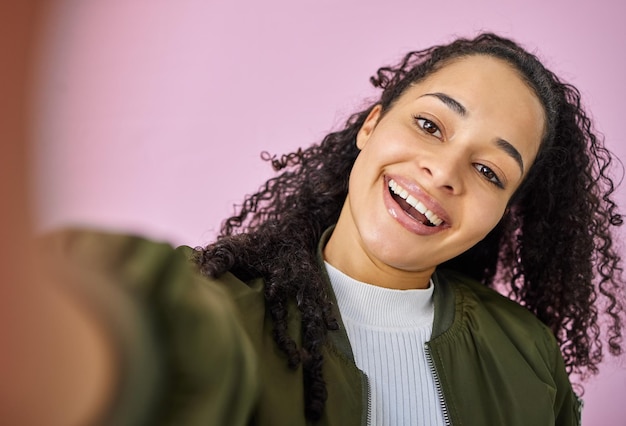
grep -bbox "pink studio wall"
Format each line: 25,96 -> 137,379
32,0 -> 625,423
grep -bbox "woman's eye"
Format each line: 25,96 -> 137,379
474,164 -> 504,188
415,116 -> 442,138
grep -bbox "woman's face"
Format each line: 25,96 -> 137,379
326,55 -> 545,288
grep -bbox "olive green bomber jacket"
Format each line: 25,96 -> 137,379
206,228 -> 582,425
39,228 -> 581,425
211,261 -> 582,426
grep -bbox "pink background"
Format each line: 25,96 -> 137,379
31,1 -> 625,423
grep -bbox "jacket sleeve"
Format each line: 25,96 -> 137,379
37,229 -> 259,426
547,330 -> 583,426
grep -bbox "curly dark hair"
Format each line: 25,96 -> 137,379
195,33 -> 624,420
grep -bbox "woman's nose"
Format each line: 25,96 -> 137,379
419,152 -> 465,195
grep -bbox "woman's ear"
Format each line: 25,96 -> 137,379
356,105 -> 382,149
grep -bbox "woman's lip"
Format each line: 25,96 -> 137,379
385,174 -> 451,224
384,174 -> 452,227
383,182 -> 446,235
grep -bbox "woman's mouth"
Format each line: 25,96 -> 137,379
388,179 -> 444,227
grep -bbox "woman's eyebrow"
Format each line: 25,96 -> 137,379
421,92 -> 467,116
497,138 -> 524,175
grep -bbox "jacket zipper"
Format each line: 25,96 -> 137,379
361,372 -> 371,426
425,344 -> 451,426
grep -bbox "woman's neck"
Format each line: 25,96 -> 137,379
323,222 -> 434,290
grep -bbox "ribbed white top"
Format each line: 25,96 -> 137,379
325,261 -> 445,426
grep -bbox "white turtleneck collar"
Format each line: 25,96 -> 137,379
324,261 -> 434,329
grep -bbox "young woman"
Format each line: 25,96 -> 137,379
32,33 -> 623,425
192,33 -> 624,425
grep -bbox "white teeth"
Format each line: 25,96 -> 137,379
388,179 -> 444,226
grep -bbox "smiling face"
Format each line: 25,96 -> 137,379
324,55 -> 545,289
